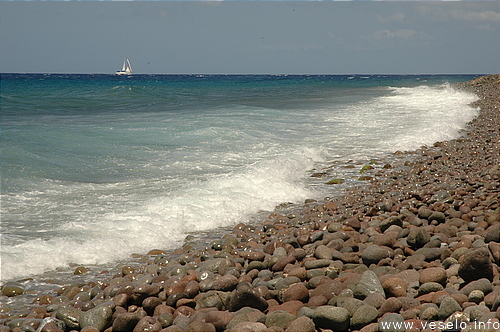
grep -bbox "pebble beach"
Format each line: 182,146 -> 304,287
1,74 -> 499,332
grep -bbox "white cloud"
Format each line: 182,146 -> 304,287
377,12 -> 407,24
372,29 -> 419,41
450,9 -> 500,23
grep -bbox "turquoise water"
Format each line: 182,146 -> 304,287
0,74 -> 480,281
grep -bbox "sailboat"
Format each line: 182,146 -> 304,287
115,57 -> 133,75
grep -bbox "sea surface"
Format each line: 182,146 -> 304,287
1,74 -> 480,283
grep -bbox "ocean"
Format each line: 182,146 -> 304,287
0,74 -> 480,283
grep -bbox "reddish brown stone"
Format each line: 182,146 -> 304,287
382,278 -> 407,298
419,267 -> 447,286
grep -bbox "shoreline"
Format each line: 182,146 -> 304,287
1,74 -> 499,332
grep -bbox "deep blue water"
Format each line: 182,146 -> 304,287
0,74 -> 481,281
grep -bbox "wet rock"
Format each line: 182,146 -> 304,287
458,247 -> 494,283
1,282 -> 24,297
133,316 -> 162,332
196,291 -> 231,311
228,285 -> 268,312
55,307 -> 83,330
311,306 -> 350,332
79,304 -> 113,332
112,313 -> 141,331
211,274 -> 239,292
186,320 -> 216,332
205,310 -> 234,332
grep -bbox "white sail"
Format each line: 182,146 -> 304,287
116,57 -> 133,75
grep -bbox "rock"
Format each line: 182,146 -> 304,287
143,296 -> 162,316
350,305 -> 378,330
184,280 -> 200,298
303,259 -> 334,270
428,211 -> 446,223
382,278 -> 407,298
419,267 -> 447,286
228,285 -> 268,312
112,313 -> 141,332
420,306 -> 440,321
186,321 -> 216,332
418,282 -> 444,296
281,283 -> 309,303
157,313 -> 174,328
469,290 -> 485,304
336,297 -> 364,316
484,224 -> 500,243
226,322 -> 267,332
354,270 -> 386,300
227,307 -> 266,330
407,227 -> 431,248
379,216 -> 403,233
202,312 -> 231,331
458,247 -> 494,283
438,297 -> 462,320
264,310 -> 296,329
378,313 -> 405,332
285,316 -> 316,332
73,266 -> 88,275
79,305 -> 113,332
1,282 -> 24,297
315,245 -> 333,260
196,291 -> 231,311
202,258 -> 227,273
418,208 -> 433,220
211,275 -> 239,292
460,278 -> 493,296
361,245 -> 394,266
414,248 -> 443,261
311,306 -> 350,331
272,256 -> 296,272
55,307 -> 83,330
363,292 -> 386,309
378,297 -> 402,316
37,318 -> 65,332
489,242 -> 500,265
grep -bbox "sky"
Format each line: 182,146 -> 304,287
0,2 -> 499,75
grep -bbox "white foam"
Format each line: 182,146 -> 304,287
0,147 -> 320,281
